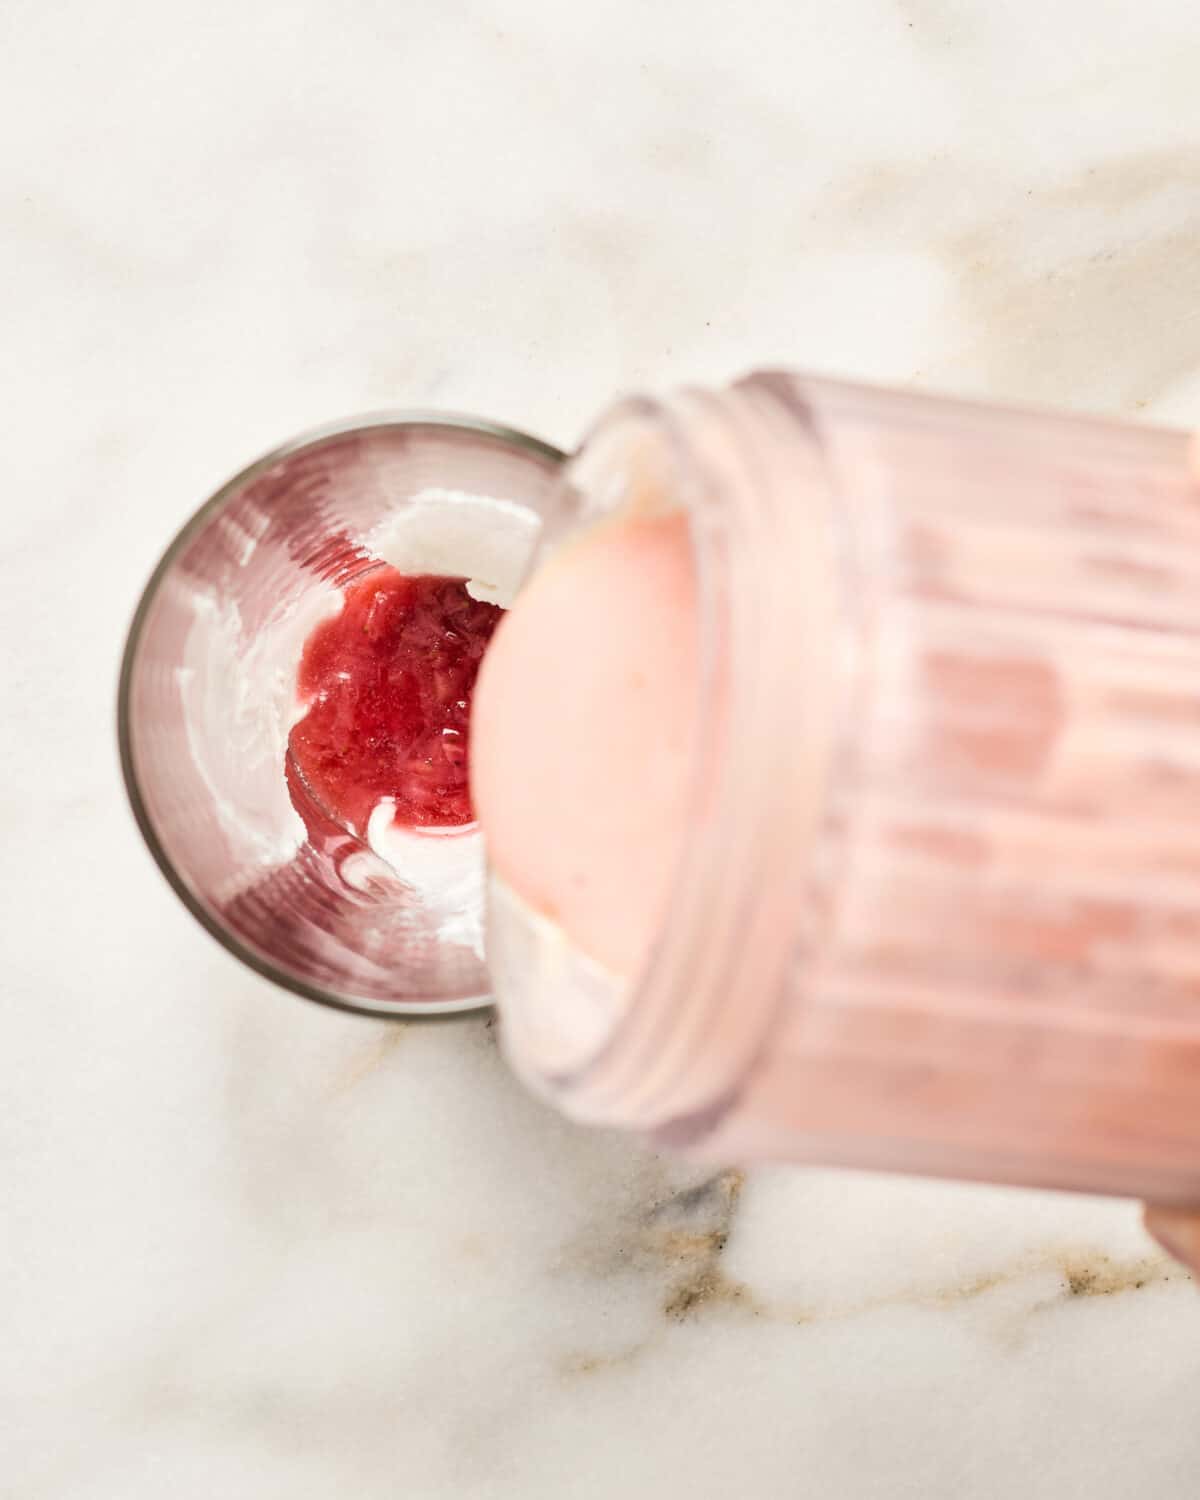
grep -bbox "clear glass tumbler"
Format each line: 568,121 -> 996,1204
120,414 -> 562,1017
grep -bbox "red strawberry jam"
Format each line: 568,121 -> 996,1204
288,567 -> 502,834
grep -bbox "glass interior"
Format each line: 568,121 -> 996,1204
119,415 -> 563,1017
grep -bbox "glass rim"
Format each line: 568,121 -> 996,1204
117,409 -> 566,1025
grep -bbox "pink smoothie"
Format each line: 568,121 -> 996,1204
470,514 -> 698,980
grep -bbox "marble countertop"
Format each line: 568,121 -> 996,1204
6,1 -> 1200,1494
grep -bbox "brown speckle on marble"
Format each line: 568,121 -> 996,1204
558,1343 -> 647,1379
663,1265 -> 755,1323
325,1024 -> 407,1099
457,1233 -> 490,1262
636,1170 -> 760,1321
1060,1254 -> 1170,1300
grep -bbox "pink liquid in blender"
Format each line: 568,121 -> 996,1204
472,513 -> 698,980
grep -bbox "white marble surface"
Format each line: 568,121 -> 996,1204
6,1 -> 1200,1494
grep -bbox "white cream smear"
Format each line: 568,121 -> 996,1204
366,486 -> 540,609
179,581 -> 342,886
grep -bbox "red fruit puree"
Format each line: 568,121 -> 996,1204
287,566 -> 502,835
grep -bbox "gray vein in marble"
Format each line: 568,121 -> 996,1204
559,1158 -> 1183,1380
813,148 -> 1200,410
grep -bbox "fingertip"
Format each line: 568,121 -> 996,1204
1144,1204 -> 1200,1276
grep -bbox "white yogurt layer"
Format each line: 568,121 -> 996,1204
367,486 -> 541,608
367,802 -> 486,959
178,581 -> 343,881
